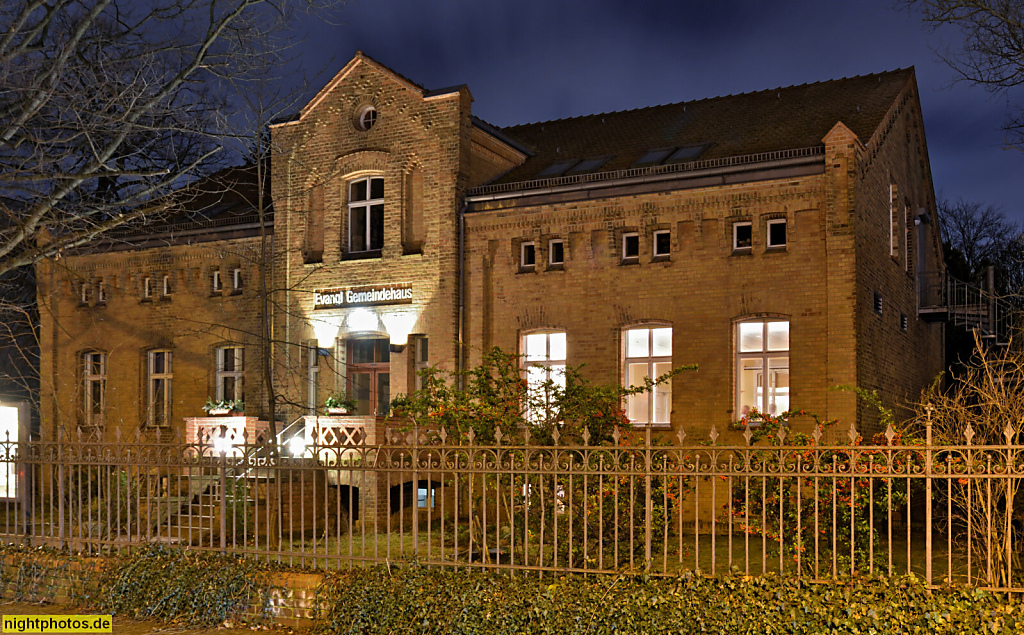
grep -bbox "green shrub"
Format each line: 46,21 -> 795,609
312,566 -> 1024,635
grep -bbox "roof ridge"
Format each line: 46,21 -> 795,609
502,68 -> 914,131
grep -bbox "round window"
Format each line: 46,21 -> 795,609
358,106 -> 377,131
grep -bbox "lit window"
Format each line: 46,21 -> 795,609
349,177 -> 384,253
216,346 -> 244,402
767,219 -> 787,249
232,268 -> 242,291
622,232 -> 639,261
306,344 -> 319,415
733,222 -> 752,251
522,331 -> 567,423
549,239 -> 564,266
653,230 -> 671,258
520,241 -> 536,269
624,326 -> 672,426
147,350 -> 172,427
212,270 -> 222,293
417,485 -> 435,509
736,320 -> 789,419
83,352 -> 105,428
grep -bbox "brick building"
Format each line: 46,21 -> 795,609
36,52 -> 945,443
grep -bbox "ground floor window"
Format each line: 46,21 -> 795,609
736,319 -> 789,418
624,325 -> 672,425
148,350 -> 172,426
83,351 -> 105,428
347,338 -> 390,415
521,330 -> 566,423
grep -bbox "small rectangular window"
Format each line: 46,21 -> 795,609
232,268 -> 242,290
520,241 -> 536,269
653,230 -> 671,258
142,277 -> 152,299
80,282 -> 91,305
212,270 -> 222,293
733,222 -> 752,251
549,239 -> 564,266
96,280 -> 106,303
622,232 -> 639,260
900,313 -> 908,332
873,291 -> 883,316
767,219 -> 787,248
414,336 -> 430,391
162,274 -> 172,296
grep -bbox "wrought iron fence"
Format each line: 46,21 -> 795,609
1,414 -> 1021,591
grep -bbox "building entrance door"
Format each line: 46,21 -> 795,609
347,338 -> 390,415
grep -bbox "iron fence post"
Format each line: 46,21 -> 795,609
925,404 -> 933,586
645,423 -> 652,571
220,436 -> 227,556
57,427 -> 65,550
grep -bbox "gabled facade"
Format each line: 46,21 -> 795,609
36,53 -> 944,441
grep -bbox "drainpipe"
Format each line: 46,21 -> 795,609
457,200 -> 467,389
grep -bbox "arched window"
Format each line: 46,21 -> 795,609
348,176 -> 384,253
736,319 -> 790,418
622,325 -> 672,426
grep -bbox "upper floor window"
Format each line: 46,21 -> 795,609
142,276 -> 153,299
232,268 -> 243,291
733,222 -> 752,251
890,184 -> 900,259
736,320 -> 789,419
83,352 -> 105,428
358,106 -> 377,131
96,280 -> 106,303
147,350 -> 172,427
624,326 -> 672,426
520,241 -> 536,269
622,232 -> 639,261
653,230 -> 671,258
212,270 -> 222,294
80,282 -> 91,305
767,219 -> 787,249
349,177 -> 384,253
161,274 -> 172,296
522,331 -> 567,423
216,346 -> 244,402
549,239 -> 564,266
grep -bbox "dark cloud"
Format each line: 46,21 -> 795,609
287,0 -> 1024,224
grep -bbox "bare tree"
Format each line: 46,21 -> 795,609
903,0 -> 1024,148
0,0 -> 324,278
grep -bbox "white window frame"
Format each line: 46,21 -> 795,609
548,239 -> 564,266
521,330 -> 567,424
212,270 -> 222,293
307,344 -> 319,415
162,274 -> 172,296
414,337 -> 429,391
520,241 -> 536,269
83,352 -> 105,428
735,319 -> 789,420
653,229 -> 671,258
216,346 -> 244,402
348,176 -> 385,253
733,221 -> 752,251
358,106 -> 377,131
232,268 -> 242,290
766,219 -> 787,249
96,280 -> 106,303
80,282 -> 91,305
623,325 -> 673,426
142,277 -> 152,299
622,232 -> 639,260
147,350 -> 172,427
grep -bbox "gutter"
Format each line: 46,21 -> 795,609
465,154 -> 823,204
457,200 -> 467,389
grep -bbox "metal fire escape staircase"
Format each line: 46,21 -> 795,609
918,270 -> 1014,345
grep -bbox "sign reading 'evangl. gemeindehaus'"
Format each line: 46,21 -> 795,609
313,284 -> 413,309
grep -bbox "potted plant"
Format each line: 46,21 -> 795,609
203,398 -> 245,416
324,393 -> 357,415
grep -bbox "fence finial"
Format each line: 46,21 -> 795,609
495,428 -> 503,445
582,427 -> 591,445
926,403 -> 934,445
812,425 -> 822,444
964,423 -> 975,445
884,423 -> 896,446
847,422 -> 859,445
1004,422 -> 1017,445
612,427 -> 621,445
676,428 -> 686,445
438,427 -> 448,443
466,428 -> 476,445
551,428 -> 560,445
709,425 -> 719,445
776,426 -> 787,444
743,426 -> 753,445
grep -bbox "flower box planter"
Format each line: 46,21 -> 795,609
206,408 -> 245,416
326,407 -> 353,415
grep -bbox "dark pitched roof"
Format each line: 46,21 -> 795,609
492,68 -> 914,185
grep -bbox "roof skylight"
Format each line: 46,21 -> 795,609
666,144 -> 710,163
631,148 -> 674,168
566,156 -> 612,175
536,160 -> 579,178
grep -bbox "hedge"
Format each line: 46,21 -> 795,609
312,567 -> 1024,635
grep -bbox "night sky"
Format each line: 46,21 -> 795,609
287,0 -> 1024,225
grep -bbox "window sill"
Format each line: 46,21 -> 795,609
344,250 -> 383,261
517,266 -> 536,274
631,422 -> 672,429
765,245 -> 787,253
229,289 -> 243,296
140,297 -> 153,303
731,248 -> 753,256
158,296 -> 172,303
619,258 -> 640,266
546,264 -> 565,272
651,254 -> 671,263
